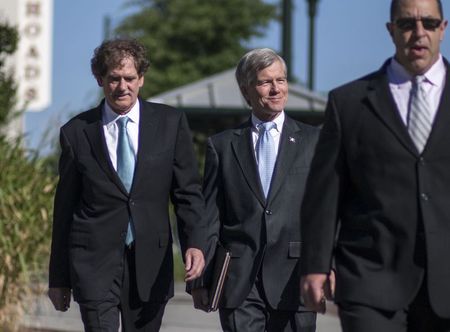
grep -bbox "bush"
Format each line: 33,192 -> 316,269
0,137 -> 56,330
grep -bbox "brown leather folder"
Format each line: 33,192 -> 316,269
208,244 -> 231,312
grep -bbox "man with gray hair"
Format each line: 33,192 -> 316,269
191,48 -> 320,332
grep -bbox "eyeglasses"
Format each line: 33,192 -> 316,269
394,17 -> 443,31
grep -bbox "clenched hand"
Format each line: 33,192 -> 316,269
184,248 -> 205,281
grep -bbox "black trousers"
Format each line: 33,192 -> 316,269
338,280 -> 450,332
78,246 -> 167,332
219,274 -> 316,332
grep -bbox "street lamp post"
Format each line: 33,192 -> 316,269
306,0 -> 319,90
282,0 -> 293,81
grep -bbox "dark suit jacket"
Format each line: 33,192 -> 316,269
301,59 -> 450,318
49,99 -> 205,303
202,115 -> 319,310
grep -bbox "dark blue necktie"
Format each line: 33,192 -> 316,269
116,116 -> 135,245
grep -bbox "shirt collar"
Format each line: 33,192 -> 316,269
102,99 -> 140,126
251,111 -> 285,132
388,54 -> 446,87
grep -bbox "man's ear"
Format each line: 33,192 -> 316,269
241,86 -> 250,105
386,22 -> 394,38
439,19 -> 448,41
96,76 -> 104,87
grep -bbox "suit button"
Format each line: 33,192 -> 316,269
265,210 -> 273,215
418,157 -> 425,165
129,199 -> 135,206
420,193 -> 429,201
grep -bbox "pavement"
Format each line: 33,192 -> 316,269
21,284 -> 341,332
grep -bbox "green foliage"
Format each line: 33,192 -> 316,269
116,0 -> 277,96
0,23 -> 19,128
0,137 -> 57,330
0,23 -> 56,330
0,25 -> 19,58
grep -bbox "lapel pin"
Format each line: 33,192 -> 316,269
289,136 -> 296,143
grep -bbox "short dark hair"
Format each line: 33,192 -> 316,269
390,0 -> 443,21
91,38 -> 150,79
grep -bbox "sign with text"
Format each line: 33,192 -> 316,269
0,0 -> 53,112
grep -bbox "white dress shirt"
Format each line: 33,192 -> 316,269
387,55 -> 446,126
251,111 -> 285,162
102,101 -> 140,170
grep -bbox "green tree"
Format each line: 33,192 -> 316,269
116,0 -> 277,97
0,23 -> 18,127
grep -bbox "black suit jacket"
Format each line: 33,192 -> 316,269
301,59 -> 450,318
49,99 -> 205,303
202,115 -> 319,310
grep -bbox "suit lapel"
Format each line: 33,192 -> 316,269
83,102 -> 128,195
422,61 -> 450,154
366,63 -> 418,155
131,100 -> 159,189
267,117 -> 301,201
231,121 -> 266,206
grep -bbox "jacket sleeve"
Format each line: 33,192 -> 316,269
300,91 -> 344,275
171,112 -> 207,258
187,137 -> 222,291
48,128 -> 81,288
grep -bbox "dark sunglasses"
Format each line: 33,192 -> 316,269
394,17 -> 443,31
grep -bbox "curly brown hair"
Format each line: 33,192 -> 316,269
91,38 -> 150,79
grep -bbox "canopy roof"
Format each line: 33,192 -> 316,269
148,68 -> 327,114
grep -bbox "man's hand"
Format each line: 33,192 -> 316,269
48,287 -> 71,312
300,273 -> 329,314
184,248 -> 205,281
191,287 -> 210,312
324,269 -> 336,301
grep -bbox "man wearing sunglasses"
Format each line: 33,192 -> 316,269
300,0 -> 450,331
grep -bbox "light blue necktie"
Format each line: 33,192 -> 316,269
256,122 -> 276,198
116,116 -> 135,245
408,75 -> 432,153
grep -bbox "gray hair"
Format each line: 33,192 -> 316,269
235,48 -> 287,104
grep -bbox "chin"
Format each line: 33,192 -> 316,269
112,104 -> 132,114
410,62 -> 431,75
270,108 -> 284,113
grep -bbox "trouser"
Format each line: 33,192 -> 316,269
78,245 -> 167,332
338,279 -> 450,332
219,273 -> 316,332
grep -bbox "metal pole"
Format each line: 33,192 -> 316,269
103,15 -> 111,41
307,0 -> 319,91
282,0 -> 293,81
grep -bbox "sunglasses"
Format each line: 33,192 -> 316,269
394,17 -> 443,31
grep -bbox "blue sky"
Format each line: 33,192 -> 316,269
25,0 -> 450,151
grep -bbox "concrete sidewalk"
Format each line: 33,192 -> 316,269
21,284 -> 341,332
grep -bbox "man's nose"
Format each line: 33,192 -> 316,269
118,78 -> 127,90
414,20 -> 427,37
270,82 -> 281,93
